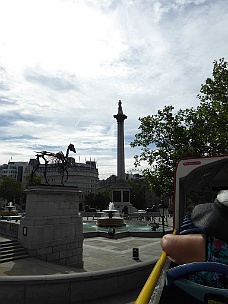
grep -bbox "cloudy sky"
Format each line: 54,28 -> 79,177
0,0 -> 227,179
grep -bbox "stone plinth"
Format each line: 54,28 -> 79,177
111,180 -> 137,214
18,185 -> 83,268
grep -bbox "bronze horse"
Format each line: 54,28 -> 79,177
31,143 -> 76,186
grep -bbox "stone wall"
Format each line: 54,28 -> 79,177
0,260 -> 156,304
18,185 -> 84,267
0,220 -> 19,238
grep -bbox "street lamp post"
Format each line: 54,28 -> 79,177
158,200 -> 168,235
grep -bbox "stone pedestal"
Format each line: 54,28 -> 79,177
111,180 -> 137,215
18,185 -> 83,268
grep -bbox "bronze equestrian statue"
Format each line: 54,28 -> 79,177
30,143 -> 76,186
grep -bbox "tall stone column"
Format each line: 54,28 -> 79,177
114,100 -> 127,181
112,101 -> 137,215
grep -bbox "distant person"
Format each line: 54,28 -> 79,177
161,190 -> 228,288
108,227 -> 112,236
112,227 -> 115,237
108,227 -> 115,238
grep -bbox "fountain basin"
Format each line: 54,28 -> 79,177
96,217 -> 126,227
96,203 -> 126,227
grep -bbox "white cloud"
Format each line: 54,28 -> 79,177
0,0 -> 228,179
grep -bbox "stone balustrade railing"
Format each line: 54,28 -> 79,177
0,220 -> 19,237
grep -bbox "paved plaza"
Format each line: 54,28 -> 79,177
0,235 -> 162,276
0,217 -> 173,303
0,234 -> 163,303
0,236 -> 164,304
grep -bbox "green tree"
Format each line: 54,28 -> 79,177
0,176 -> 22,204
131,58 -> 228,197
95,189 -> 112,211
127,180 -> 146,209
84,190 -> 112,210
19,173 -> 42,206
25,173 -> 42,187
84,193 -> 96,208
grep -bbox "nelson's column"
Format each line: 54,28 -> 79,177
111,100 -> 137,215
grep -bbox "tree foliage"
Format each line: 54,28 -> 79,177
84,193 -> 96,207
0,176 -> 22,203
95,189 -> 112,211
84,189 -> 112,210
128,179 -> 146,209
25,173 -> 42,187
131,58 -> 228,197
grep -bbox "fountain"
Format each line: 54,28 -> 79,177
96,202 -> 126,227
0,202 -> 19,217
6,202 -> 14,212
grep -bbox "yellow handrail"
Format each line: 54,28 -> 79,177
135,230 -> 177,304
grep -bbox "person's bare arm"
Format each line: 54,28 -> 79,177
161,234 -> 206,264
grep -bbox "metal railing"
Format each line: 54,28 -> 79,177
135,230 -> 177,304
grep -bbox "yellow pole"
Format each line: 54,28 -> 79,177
135,230 -> 177,304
